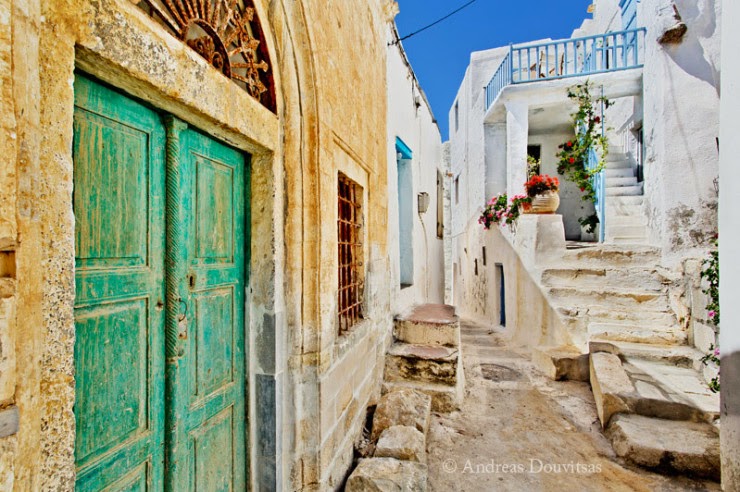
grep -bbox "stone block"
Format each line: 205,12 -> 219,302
381,381 -> 460,413
606,414 -> 719,481
0,406 -> 18,438
393,320 -> 459,348
384,343 -> 459,385
345,458 -> 427,492
370,388 -> 431,442
512,214 -> 566,268
393,304 -> 459,347
590,352 -> 634,427
531,346 -> 589,381
374,426 -> 425,463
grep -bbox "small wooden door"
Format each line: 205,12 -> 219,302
164,125 -> 248,492
73,74 -> 167,491
73,75 -> 248,491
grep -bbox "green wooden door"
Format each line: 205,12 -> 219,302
74,75 -> 248,491
164,123 -> 248,492
73,74 -> 167,491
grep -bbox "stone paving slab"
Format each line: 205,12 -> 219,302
426,320 -> 720,491
606,414 -> 720,481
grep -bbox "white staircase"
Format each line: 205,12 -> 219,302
603,152 -> 649,244
533,244 -> 720,480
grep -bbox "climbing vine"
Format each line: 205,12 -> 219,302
699,235 -> 720,392
556,82 -> 611,234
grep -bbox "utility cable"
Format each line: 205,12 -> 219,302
393,0 -> 479,44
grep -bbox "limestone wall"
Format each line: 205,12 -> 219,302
0,0 -> 393,489
386,24 -> 445,314
0,0 -> 18,486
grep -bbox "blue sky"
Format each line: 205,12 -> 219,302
395,0 -> 592,140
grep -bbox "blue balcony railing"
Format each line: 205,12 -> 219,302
485,27 -> 646,109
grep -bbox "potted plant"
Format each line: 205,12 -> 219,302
524,174 -> 560,214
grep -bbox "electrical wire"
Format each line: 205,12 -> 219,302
394,0 -> 479,44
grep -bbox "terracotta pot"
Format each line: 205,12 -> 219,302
520,201 -> 532,214
529,190 -> 560,214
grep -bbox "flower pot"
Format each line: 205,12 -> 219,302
529,190 -> 560,214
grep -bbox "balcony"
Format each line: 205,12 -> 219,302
485,28 -> 646,110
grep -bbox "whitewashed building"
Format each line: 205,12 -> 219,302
447,0 -> 727,483
386,23 -> 446,314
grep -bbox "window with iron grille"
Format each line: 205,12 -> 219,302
337,173 -> 364,334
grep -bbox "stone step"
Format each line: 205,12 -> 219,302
590,352 -> 716,428
385,343 -> 460,386
605,204 -> 643,218
606,183 -> 643,196
606,414 -> 720,481
590,352 -> 634,427
589,340 -> 701,369
605,168 -> 634,178
382,380 -> 462,413
605,160 -> 632,170
605,176 -> 638,187
393,304 -> 459,347
588,322 -> 688,346
623,357 -> 719,421
606,235 -> 650,246
541,266 -> 671,292
346,458 -> 429,491
370,388 -> 432,441
547,287 -> 668,312
606,215 -> 648,226
605,152 -> 628,162
560,244 -> 660,268
605,224 -> 649,240
531,345 -> 589,381
579,306 -> 676,326
605,195 -> 644,207
540,267 -> 669,292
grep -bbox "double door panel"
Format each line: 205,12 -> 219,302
73,74 -> 247,491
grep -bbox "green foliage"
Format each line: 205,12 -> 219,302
556,82 -> 610,209
700,237 -> 719,327
578,213 -> 600,235
700,345 -> 720,393
526,155 -> 541,178
699,236 -> 720,393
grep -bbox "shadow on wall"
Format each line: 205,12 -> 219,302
662,1 -> 720,94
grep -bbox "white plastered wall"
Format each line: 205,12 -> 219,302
387,25 -> 446,314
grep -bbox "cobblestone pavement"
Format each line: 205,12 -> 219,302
426,320 -> 721,492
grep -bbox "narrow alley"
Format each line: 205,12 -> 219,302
427,320 -> 720,491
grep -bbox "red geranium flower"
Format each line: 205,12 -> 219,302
568,157 -> 575,163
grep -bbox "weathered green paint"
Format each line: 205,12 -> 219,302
74,76 -> 249,491
165,125 -> 248,492
73,74 -> 167,491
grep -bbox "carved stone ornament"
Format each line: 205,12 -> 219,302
138,0 -> 276,111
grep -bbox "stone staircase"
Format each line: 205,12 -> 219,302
533,244 -> 720,480
383,304 -> 464,412
603,151 -> 649,244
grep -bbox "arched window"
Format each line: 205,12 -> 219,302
137,0 -> 276,111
